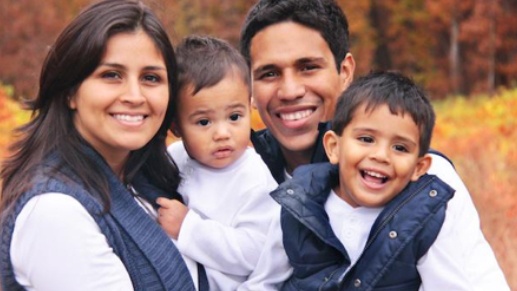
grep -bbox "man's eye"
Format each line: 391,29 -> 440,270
301,64 -> 319,71
259,71 -> 278,80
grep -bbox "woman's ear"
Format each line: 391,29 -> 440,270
68,95 -> 77,110
323,130 -> 340,165
411,154 -> 432,181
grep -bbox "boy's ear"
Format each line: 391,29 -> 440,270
338,53 -> 356,93
323,130 -> 340,164
170,121 -> 181,138
411,154 -> 432,181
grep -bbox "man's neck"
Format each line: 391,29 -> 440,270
281,147 -> 314,175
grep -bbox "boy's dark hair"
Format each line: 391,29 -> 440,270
332,71 -> 436,156
176,35 -> 250,96
240,0 -> 350,71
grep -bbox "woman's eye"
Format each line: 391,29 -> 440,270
102,71 -> 121,79
143,74 -> 161,83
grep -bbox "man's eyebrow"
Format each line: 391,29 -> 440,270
296,57 -> 326,65
252,64 -> 277,75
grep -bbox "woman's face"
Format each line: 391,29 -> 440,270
70,30 -> 169,175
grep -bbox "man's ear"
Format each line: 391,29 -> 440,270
411,154 -> 432,181
251,95 -> 258,110
339,52 -> 356,93
323,130 -> 340,164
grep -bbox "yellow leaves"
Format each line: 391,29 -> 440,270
432,88 -> 517,287
0,84 -> 30,158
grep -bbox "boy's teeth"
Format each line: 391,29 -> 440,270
364,170 -> 386,179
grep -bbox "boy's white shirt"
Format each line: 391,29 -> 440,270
168,141 -> 286,290
325,153 -> 509,291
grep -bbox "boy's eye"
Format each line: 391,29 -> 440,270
393,144 -> 409,152
229,113 -> 241,121
197,119 -> 210,126
358,136 -> 374,143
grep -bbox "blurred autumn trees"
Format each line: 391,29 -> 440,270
0,0 -> 516,100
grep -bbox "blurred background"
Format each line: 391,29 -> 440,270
0,0 -> 516,289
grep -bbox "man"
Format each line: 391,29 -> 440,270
239,0 -> 509,289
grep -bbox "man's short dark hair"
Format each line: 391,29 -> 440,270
240,0 -> 350,71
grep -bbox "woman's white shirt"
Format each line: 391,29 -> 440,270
11,193 -> 200,291
11,193 -> 134,291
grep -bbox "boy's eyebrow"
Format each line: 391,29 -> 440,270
353,128 -> 418,147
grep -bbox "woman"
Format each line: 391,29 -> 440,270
0,0 -> 197,290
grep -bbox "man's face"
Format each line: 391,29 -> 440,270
249,21 -> 354,169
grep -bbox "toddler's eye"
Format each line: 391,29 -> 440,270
197,119 -> 210,126
229,113 -> 241,121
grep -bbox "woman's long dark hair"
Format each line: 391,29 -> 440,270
1,0 -> 180,212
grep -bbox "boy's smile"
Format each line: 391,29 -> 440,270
324,104 -> 430,208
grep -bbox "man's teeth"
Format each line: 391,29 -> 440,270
280,109 -> 313,121
364,170 -> 386,179
114,114 -> 144,122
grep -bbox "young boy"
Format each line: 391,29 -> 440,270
240,0 -> 508,289
156,35 -> 286,290
270,71 -> 509,290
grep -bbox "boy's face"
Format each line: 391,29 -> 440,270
174,72 -> 251,169
249,21 -> 354,170
323,104 -> 431,208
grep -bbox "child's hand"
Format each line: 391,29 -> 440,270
156,197 -> 188,240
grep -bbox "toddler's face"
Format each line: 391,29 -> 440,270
175,71 -> 251,169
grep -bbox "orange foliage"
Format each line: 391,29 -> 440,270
431,88 -> 517,288
0,86 -> 17,159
